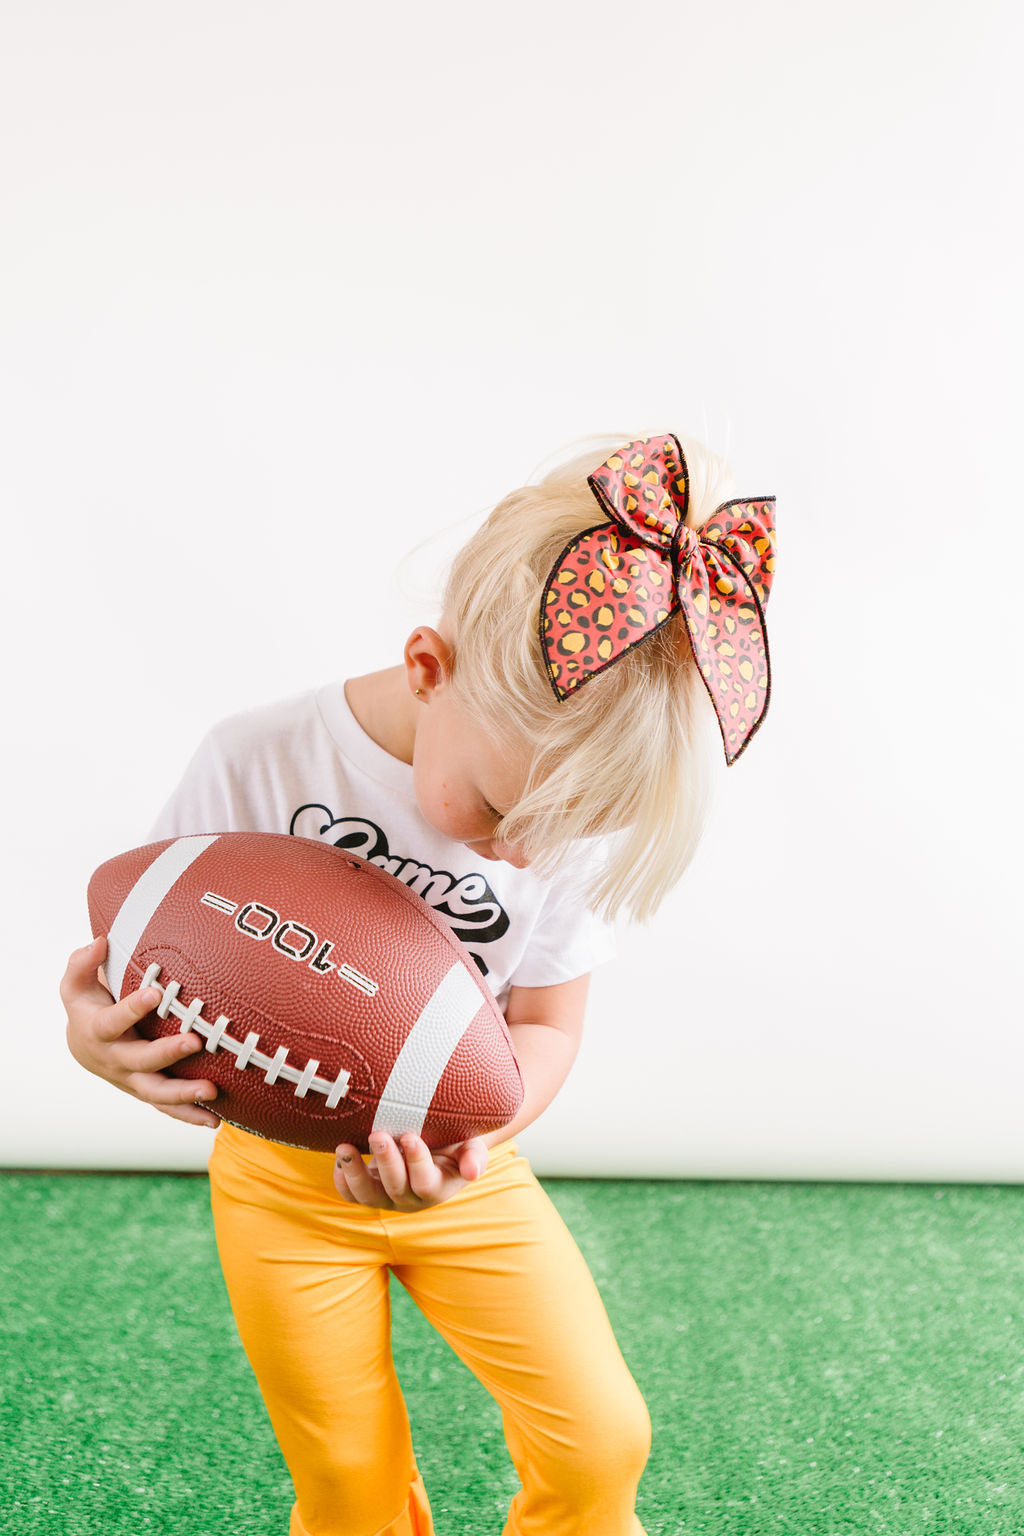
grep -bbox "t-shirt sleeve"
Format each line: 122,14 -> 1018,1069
146,729 -> 242,842
507,875 -> 618,990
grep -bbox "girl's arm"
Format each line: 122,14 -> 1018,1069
479,973 -> 590,1149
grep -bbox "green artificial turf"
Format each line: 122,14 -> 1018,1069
2,1172 -> 1023,1535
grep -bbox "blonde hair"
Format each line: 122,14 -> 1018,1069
440,430 -> 737,923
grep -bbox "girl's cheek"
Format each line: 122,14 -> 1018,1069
420,791 -> 476,840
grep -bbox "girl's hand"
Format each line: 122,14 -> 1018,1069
333,1131 -> 487,1211
60,936 -> 221,1129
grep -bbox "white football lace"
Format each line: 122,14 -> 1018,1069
141,962 -> 351,1109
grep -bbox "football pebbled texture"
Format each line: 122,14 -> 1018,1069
87,832 -> 524,1153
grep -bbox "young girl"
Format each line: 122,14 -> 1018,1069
62,430 -> 776,1536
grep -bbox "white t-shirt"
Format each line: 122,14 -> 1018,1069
147,683 -> 616,1015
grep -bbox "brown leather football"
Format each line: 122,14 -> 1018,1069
87,832 -> 523,1153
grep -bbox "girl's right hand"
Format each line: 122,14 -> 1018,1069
60,935 -> 221,1129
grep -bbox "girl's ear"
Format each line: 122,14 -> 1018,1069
403,625 -> 455,699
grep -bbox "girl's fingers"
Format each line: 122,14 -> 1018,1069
116,1029 -> 210,1073
367,1133 -> 412,1203
333,1145 -> 383,1205
331,1135 -> 470,1209
59,938 -> 112,1006
154,1101 -> 222,1129
124,1068 -> 218,1108
401,1135 -> 442,1200
91,984 -> 162,1043
453,1137 -> 487,1182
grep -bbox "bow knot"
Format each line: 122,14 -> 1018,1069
670,520 -> 701,570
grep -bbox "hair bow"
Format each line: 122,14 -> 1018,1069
539,432 -> 776,765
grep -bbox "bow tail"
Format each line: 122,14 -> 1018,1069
676,544 -> 772,766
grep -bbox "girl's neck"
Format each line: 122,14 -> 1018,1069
344,667 -> 418,765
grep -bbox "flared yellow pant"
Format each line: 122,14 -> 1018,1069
208,1122 -> 651,1536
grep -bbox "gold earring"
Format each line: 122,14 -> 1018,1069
415,688 -> 424,697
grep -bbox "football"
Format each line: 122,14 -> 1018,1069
87,832 -> 524,1153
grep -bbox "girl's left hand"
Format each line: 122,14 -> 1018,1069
333,1130 -> 487,1211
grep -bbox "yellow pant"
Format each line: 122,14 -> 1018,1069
208,1122 -> 651,1536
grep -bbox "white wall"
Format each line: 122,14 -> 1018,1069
2,0 -> 1019,1177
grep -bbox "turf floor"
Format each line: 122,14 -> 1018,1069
2,1171 -> 1023,1535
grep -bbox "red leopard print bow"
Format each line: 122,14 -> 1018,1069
539,432 -> 776,765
